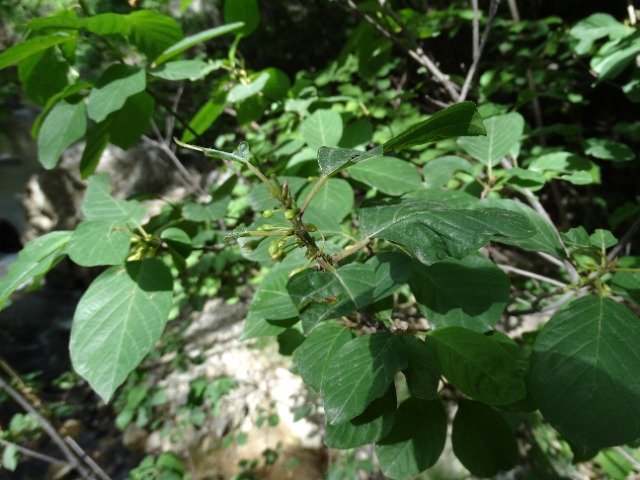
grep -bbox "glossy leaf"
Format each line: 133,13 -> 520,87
358,198 -> 535,266
70,259 -> 173,402
0,231 -> 72,309
37,98 -> 86,169
0,33 -> 77,71
400,336 -> 441,400
457,112 -> 524,166
430,326 -> 527,405
452,400 -> 518,477
325,385 -> 396,449
300,109 -> 343,151
323,333 -> 407,424
410,253 -> 509,332
87,64 -> 146,122
154,23 -> 244,65
292,321 -> 354,393
67,220 -> 131,267
348,156 -> 423,195
529,295 -> 640,454
82,174 -> 145,227
383,101 -> 486,151
287,263 -> 375,333
376,398 -> 447,479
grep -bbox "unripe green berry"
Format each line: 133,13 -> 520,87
263,209 -> 275,218
285,209 -> 295,220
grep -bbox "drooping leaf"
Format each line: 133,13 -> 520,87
323,333 -> 407,424
67,220 -> 131,267
325,385 -> 396,449
0,231 -> 72,309
430,326 -> 527,405
383,101 -> 486,151
70,259 -> 173,402
358,198 -> 535,266
125,10 -> 183,61
87,64 -> 146,122
108,92 -> 154,150
376,398 -> 447,479
154,23 -> 244,65
82,174 -> 145,227
529,295 -> 640,454
223,0 -> 260,37
80,118 -> 112,178
400,336 -> 441,400
0,33 -> 77,71
480,198 -> 566,259
291,321 -> 354,393
287,263 -> 376,333
18,47 -> 70,106
348,156 -> 423,195
410,253 -> 509,332
37,97 -> 86,169
452,400 -> 519,477
457,112 -> 524,166
300,109 -> 343,151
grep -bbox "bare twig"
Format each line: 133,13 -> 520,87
342,0 -> 460,101
471,0 -> 480,63
0,377 -> 93,479
608,214 -> 640,261
65,436 -> 112,480
458,0 -> 501,101
498,264 -> 567,288
0,438 -> 65,465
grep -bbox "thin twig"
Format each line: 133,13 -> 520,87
0,438 -> 65,465
0,377 -> 92,479
537,251 -> 565,268
498,264 -> 567,288
331,238 -> 371,264
342,0 -> 460,101
65,436 -> 112,480
615,446 -> 640,471
459,0 -> 500,101
471,0 -> 480,63
608,214 -> 640,261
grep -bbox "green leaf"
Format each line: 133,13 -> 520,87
227,72 -> 270,103
584,138 -> 635,162
610,257 -> 640,306
457,112 -> 524,166
570,13 -> 632,55
383,101 -> 486,151
31,81 -> 93,138
260,67 -> 291,100
376,398 -> 447,479
529,295 -> 640,454
529,152 -> 601,185
224,0 -> 260,37
82,174 -> 145,226
125,10 -> 183,61
326,385 -> 396,449
452,400 -> 518,477
2,444 -> 18,471
0,231 -> 72,309
70,259 -> 173,402
182,198 -> 229,222
87,64 -> 146,122
292,321 -> 354,393
591,32 -> 640,82
108,92 -> 154,150
410,253 -> 510,332
423,155 -> 473,189
300,109 -> 343,151
180,93 -> 226,143
590,229 -> 617,250
431,326 -> 527,405
18,47 -> 70,106
0,33 -> 76,71
37,98 -> 86,169
400,336 -> 441,400
67,220 -> 131,267
316,145 -> 384,176
84,13 -> 131,36
298,178 -> 354,234
148,59 -> 219,81
480,198 -> 566,258
287,263 -> 376,333
323,333 -> 407,424
80,119 -> 112,178
366,252 -> 413,299
161,227 -> 192,271
154,23 -> 244,65
348,156 -> 423,196
358,198 -> 535,266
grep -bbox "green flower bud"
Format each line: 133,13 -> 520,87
263,209 -> 275,218
285,209 -> 296,220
